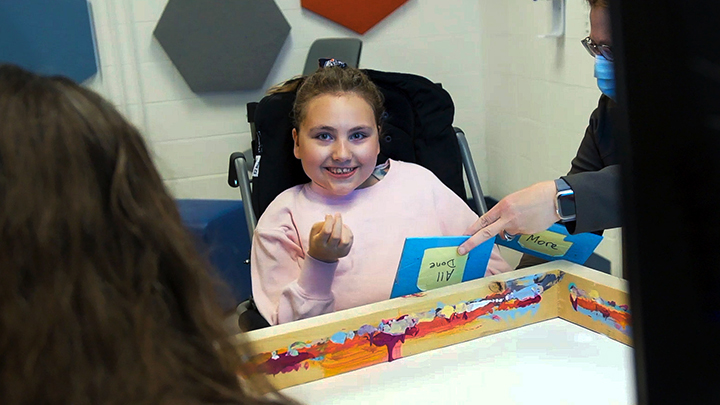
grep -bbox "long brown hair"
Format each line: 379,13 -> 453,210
0,64 -> 294,405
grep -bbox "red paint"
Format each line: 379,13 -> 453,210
253,286 -> 546,375
574,296 -> 631,329
370,332 -> 405,362
413,294 -> 542,340
262,351 -> 315,375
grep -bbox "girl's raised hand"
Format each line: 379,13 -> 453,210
307,213 -> 354,263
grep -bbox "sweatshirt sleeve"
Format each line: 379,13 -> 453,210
251,212 -> 338,325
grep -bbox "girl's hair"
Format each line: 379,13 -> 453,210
269,66 -> 385,130
0,64 -> 292,405
587,0 -> 608,7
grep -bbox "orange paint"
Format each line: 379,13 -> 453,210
575,296 -> 631,330
250,287 -> 548,377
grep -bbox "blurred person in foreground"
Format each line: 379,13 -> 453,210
0,64 -> 297,405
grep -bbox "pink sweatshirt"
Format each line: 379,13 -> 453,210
251,160 -> 512,325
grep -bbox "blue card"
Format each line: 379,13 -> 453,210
390,236 -> 495,298
494,223 -> 603,264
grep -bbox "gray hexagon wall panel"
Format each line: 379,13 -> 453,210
154,0 -> 290,92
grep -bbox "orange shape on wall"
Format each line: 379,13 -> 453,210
301,0 -> 409,34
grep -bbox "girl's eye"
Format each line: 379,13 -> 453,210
315,133 -> 332,141
350,132 -> 367,140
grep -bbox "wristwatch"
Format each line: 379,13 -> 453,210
554,178 -> 576,222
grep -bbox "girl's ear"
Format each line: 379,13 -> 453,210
292,128 -> 300,159
375,125 -> 382,156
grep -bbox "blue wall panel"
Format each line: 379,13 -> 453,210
0,0 -> 98,82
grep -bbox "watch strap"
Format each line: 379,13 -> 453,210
554,178 -> 576,222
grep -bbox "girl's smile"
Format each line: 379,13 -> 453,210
326,166 -> 357,177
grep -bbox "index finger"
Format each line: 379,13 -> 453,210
458,217 -> 508,256
463,206 -> 501,236
320,214 -> 334,239
331,213 -> 343,240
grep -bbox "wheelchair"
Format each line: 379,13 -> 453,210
228,63 -> 489,330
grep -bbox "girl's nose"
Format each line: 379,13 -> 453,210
331,140 -> 351,161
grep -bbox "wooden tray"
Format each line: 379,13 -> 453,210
242,261 -> 630,390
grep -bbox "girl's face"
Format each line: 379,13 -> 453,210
293,93 -> 380,196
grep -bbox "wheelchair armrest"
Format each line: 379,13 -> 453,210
227,152 -> 257,241
237,298 -> 271,331
454,127 -> 488,215
227,152 -> 247,188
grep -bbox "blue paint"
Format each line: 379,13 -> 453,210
357,324 -> 376,336
288,341 -> 311,356
575,305 -> 632,335
483,303 -> 541,322
312,274 -> 555,358
508,285 -> 541,301
330,331 -> 348,345
569,282 -> 631,336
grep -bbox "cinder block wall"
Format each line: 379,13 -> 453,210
83,0 -> 621,274
479,0 -> 622,275
84,0 -> 485,198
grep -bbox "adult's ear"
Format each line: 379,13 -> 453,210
292,128 -> 300,159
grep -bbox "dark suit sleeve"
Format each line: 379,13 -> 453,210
563,165 -> 621,234
561,96 -> 621,234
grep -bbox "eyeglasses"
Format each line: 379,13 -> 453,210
581,36 -> 613,61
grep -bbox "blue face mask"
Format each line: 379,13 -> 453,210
594,55 -> 616,100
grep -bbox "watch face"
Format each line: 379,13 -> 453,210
559,192 -> 576,217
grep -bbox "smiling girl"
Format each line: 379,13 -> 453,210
251,65 -> 512,325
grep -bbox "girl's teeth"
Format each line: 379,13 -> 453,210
330,168 -> 353,174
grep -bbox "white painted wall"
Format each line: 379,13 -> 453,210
82,0 -> 621,274
479,0 -> 622,275
83,0 -> 485,199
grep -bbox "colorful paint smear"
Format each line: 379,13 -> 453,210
250,273 -> 562,378
568,282 -> 631,336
